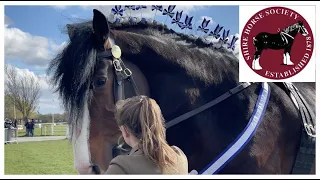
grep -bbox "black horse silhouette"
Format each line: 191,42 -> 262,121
252,21 -> 308,70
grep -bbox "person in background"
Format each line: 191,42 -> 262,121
105,95 -> 188,174
13,119 -> 17,128
29,119 -> 35,137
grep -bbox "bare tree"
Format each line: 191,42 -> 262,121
5,64 -> 41,121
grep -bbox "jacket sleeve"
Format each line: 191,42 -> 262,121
105,156 -> 127,174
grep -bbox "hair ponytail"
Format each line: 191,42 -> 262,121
116,96 -> 178,173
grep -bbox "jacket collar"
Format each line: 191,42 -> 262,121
129,144 -> 143,155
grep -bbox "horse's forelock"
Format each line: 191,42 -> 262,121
47,21 -> 97,138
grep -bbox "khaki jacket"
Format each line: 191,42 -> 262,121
105,145 -> 188,174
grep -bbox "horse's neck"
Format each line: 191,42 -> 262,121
145,60 -> 239,121
287,29 -> 299,38
119,32 -> 239,118
282,25 -> 299,37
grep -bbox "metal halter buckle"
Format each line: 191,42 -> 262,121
113,59 -> 123,72
116,143 -> 131,152
116,135 -> 131,152
123,68 -> 132,77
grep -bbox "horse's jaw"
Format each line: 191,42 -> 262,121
88,113 -> 122,174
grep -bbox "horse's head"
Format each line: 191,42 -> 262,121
48,9 -> 149,174
297,21 -> 308,36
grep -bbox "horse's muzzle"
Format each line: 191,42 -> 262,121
91,164 -> 101,174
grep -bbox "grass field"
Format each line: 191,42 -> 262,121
17,124 -> 67,137
4,140 -> 77,175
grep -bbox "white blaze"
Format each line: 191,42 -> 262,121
72,102 -> 92,174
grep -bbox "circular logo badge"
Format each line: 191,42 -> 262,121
240,6 -> 314,80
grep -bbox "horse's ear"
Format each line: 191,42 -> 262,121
66,24 -> 73,39
298,21 -> 303,26
92,9 -> 110,43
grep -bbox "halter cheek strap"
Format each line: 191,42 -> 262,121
96,47 -> 141,103
112,56 -> 140,103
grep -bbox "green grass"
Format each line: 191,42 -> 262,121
4,140 -> 77,175
17,124 -> 67,137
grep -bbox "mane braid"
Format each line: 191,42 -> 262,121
282,23 -> 298,33
109,20 -> 232,53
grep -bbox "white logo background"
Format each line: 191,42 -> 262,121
239,5 -> 316,82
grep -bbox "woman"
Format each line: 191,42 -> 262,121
105,95 -> 188,174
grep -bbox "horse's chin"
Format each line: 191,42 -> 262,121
302,33 -> 308,36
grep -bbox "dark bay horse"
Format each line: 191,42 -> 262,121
47,9 -> 315,174
252,21 -> 308,70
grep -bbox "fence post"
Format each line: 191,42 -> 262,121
51,124 -> 54,136
45,126 -> 47,136
4,128 -> 7,144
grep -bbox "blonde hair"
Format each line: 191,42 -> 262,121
115,95 -> 178,173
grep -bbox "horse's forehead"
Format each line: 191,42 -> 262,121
96,59 -> 112,71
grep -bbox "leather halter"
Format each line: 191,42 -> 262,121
96,49 -> 141,103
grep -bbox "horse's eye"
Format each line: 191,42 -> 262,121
95,77 -> 107,87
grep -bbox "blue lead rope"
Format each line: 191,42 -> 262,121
189,82 -> 271,175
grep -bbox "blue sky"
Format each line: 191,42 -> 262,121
4,5 -> 239,114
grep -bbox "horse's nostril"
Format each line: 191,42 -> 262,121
91,164 -> 101,174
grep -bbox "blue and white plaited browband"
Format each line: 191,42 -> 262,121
189,82 -> 271,175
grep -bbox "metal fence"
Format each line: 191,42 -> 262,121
38,123 -> 69,136
4,128 -> 18,144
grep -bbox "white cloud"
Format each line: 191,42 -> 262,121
4,17 -> 67,67
52,5 -> 69,10
79,5 -> 95,10
51,41 -> 68,54
5,64 -> 64,114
